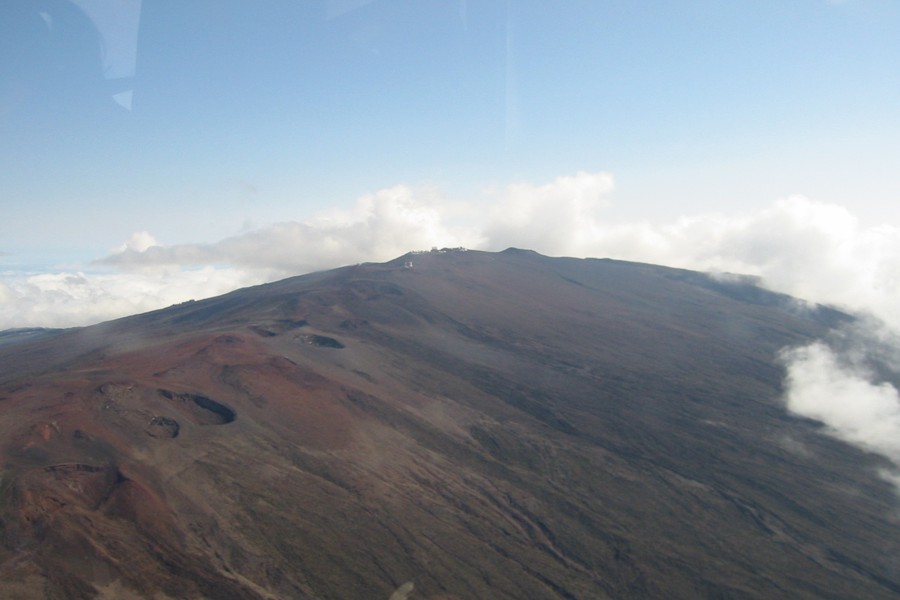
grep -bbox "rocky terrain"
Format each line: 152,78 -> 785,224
0,248 -> 898,599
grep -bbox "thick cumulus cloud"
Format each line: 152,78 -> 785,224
485,171 -> 615,255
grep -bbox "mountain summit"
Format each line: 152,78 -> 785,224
0,249 -> 897,599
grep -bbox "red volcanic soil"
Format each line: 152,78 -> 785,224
0,248 -> 898,599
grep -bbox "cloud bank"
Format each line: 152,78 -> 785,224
0,267 -> 252,330
5,169 -> 900,330
101,184 -> 485,279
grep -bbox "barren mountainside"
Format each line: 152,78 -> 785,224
0,248 -> 898,599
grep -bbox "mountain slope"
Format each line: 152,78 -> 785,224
0,248 -> 897,599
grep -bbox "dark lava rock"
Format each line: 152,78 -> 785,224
146,416 -> 180,438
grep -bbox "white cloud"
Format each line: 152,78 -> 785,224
480,188 -> 900,329
114,230 -> 160,253
101,184 -> 484,279
485,170 -> 615,255
4,171 -> 900,331
0,267 -> 258,330
0,184 -> 486,329
781,341 -> 900,479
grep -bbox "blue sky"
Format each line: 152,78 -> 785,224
2,0 -> 900,327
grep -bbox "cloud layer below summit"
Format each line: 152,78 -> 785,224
3,170 -> 900,331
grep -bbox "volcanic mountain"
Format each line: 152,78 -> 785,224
1,248 -> 898,599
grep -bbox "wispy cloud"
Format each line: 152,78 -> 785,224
325,0 -> 378,21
